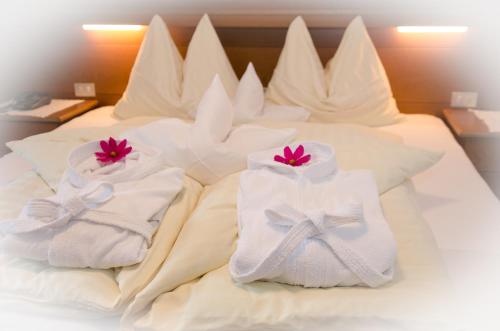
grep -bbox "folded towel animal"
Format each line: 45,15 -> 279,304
0,139 -> 184,269
123,74 -> 297,185
230,141 -> 396,288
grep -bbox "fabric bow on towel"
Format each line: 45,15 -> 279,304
123,75 -> 297,185
0,140 -> 184,269
2,181 -> 113,235
230,141 -> 396,288
265,202 -> 364,233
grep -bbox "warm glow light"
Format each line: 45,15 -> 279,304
397,26 -> 468,33
82,24 -> 145,31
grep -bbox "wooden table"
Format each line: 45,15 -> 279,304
443,108 -> 500,198
0,99 -> 98,156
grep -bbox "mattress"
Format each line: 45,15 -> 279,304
1,107 -> 499,329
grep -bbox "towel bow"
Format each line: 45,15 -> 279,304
231,200 -> 393,287
264,201 -> 364,236
1,181 -> 114,235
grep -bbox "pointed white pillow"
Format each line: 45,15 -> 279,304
114,15 -> 186,119
233,62 -> 265,123
265,16 -> 326,110
266,16 -> 400,126
182,14 -> 239,117
234,62 -> 310,124
324,16 -> 399,126
193,75 -> 234,143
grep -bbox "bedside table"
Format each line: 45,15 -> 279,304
0,99 -> 98,157
443,108 -> 500,198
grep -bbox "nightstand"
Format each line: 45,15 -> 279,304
0,99 -> 98,156
443,108 -> 500,198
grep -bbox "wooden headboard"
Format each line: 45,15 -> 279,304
2,15 -> 497,118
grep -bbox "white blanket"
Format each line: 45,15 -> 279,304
125,181 -> 459,331
120,124 -> 444,329
1,118 -> 444,324
230,142 -> 396,288
0,140 -> 184,268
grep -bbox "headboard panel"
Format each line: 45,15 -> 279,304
2,18 -> 487,118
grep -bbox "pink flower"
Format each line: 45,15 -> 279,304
95,137 -> 132,164
274,144 -> 311,167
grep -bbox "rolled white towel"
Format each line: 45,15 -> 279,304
230,141 -> 396,288
0,138 -> 184,269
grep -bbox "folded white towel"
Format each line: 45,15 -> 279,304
0,140 -> 184,268
230,141 -> 396,288
124,75 -> 297,185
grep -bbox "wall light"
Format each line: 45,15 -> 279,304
82,24 -> 145,31
397,26 -> 468,33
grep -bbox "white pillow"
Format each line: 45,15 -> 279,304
193,75 -> 234,143
182,14 -> 239,116
114,14 -> 238,120
266,16 -> 400,126
233,63 -> 265,122
234,63 -> 310,125
114,15 -> 186,119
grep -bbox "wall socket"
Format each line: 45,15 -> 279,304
74,82 -> 96,97
450,91 -> 478,108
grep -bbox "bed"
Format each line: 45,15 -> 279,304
1,105 -> 499,330
2,13 -> 500,331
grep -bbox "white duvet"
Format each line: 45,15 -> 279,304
1,118 -> 457,330
0,119 -> 204,316
125,180 -> 459,331
119,122 -> 453,330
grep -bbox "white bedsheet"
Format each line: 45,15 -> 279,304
381,116 -> 500,253
381,116 -> 500,329
2,107 -> 500,328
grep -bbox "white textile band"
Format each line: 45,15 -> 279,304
232,202 -> 393,288
0,181 -> 113,235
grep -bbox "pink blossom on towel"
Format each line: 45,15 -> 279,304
95,137 -> 132,164
274,144 -> 311,167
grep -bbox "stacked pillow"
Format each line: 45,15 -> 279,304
116,14 -> 400,126
114,15 -> 186,119
115,15 -> 308,123
115,14 -> 238,119
266,16 -> 401,126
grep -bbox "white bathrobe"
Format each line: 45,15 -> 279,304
0,140 -> 184,269
230,141 -> 396,288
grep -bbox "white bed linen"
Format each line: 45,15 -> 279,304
381,115 -> 500,329
2,107 -> 500,329
2,109 -> 499,257
26,107 -> 496,256
381,115 -> 500,252
0,107 -> 124,331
